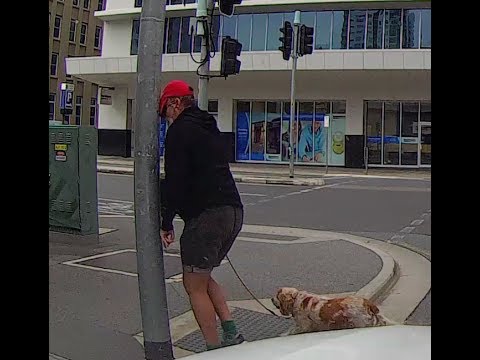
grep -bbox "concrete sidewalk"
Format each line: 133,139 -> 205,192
97,155 -> 430,185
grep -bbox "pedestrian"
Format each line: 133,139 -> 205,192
158,80 -> 245,350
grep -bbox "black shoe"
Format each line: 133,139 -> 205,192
221,333 -> 245,348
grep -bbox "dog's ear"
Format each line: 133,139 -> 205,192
278,289 -> 294,316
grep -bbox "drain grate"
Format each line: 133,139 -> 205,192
174,307 -> 294,353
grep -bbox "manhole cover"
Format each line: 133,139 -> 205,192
174,307 -> 294,353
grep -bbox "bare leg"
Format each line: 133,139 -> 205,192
183,271 -> 220,347
208,276 -> 232,322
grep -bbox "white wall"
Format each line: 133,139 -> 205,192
98,87 -> 128,129
106,0 -> 135,11
102,20 -> 134,57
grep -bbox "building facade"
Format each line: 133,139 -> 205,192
49,0 -> 106,126
66,0 -> 431,168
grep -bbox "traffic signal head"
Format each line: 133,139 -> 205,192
279,21 -> 293,61
218,0 -> 242,17
298,24 -> 314,56
220,36 -> 242,77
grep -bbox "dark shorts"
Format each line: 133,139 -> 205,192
180,205 -> 243,273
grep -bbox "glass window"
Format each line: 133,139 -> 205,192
365,101 -> 382,165
73,0 -> 79,7
80,23 -> 88,45
222,15 -> 237,39
236,101 -> 251,161
131,20 -> 140,55
164,19 -> 170,53
403,9 -> 421,49
251,14 -> 267,51
49,94 -> 56,121
349,10 -> 366,49
97,0 -> 105,11
94,26 -> 102,48
54,16 -> 61,39
302,12 -> 316,28
180,17 -> 191,53
251,101 -> 266,160
332,101 -> 346,114
208,100 -> 218,114
420,102 -> 431,123
69,20 -> 77,42
170,0 -> 183,4
297,102 -> 317,163
281,100 -> 298,162
237,14 -> 251,51
366,10 -> 384,49
315,101 -> 330,115
315,11 -> 332,50
211,15 -> 221,52
267,13 -> 283,51
266,101 -> 282,161
332,10 -> 349,49
167,17 -> 181,53
75,96 -> 82,125
83,0 -> 90,10
421,9 -> 431,49
90,98 -> 97,126
401,102 -> 419,165
383,102 -> 400,165
50,52 -> 58,76
384,9 -> 401,49
134,0 -> 143,7
284,12 -> 294,26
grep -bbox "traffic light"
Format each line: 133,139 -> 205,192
298,24 -> 314,56
279,21 -> 293,61
218,0 -> 242,17
220,36 -> 242,77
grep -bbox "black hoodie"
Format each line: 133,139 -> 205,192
161,106 -> 242,231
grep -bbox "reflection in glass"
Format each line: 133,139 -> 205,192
237,14 -> 252,51
180,17 -> 191,53
298,102 -> 322,163
315,11 -> 332,49
302,12 -> 316,28
366,10 -> 384,49
167,17 -> 181,53
131,20 -> 140,55
236,101 -> 251,161
266,101 -> 282,161
281,101 -> 299,162
267,13 -> 283,50
421,9 -> 431,49
401,102 -> 419,165
384,9 -> 401,49
403,9 -> 421,49
332,10 -> 349,49
383,102 -> 400,165
251,14 -> 267,51
222,15 -> 237,39
420,123 -> 431,165
251,101 -> 266,160
349,10 -> 366,49
365,101 -> 382,165
211,15 -> 221,52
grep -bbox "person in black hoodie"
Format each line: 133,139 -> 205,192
158,80 -> 244,350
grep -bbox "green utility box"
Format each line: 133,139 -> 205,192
49,125 -> 98,235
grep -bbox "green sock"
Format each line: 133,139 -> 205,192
221,320 -> 238,341
206,343 -> 221,351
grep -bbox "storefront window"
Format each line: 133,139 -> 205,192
236,101 -> 251,161
401,102 -> 419,165
383,102 -> 400,165
250,101 -> 266,160
266,101 -> 282,161
365,101 -> 382,165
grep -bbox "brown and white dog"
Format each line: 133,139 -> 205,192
272,287 -> 393,335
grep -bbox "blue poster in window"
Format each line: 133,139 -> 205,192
236,111 -> 250,161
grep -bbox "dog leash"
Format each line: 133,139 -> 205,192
226,254 -> 280,317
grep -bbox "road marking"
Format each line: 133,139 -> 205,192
388,234 -> 405,243
410,219 -> 424,226
99,198 -> 133,204
400,227 -> 415,233
240,193 -> 266,197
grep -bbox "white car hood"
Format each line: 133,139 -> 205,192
182,325 -> 431,360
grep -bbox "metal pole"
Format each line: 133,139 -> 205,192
289,11 -> 301,178
364,146 -> 369,174
134,0 -> 174,359
197,0 -> 215,111
325,124 -> 329,175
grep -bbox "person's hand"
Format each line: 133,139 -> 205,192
302,156 -> 311,162
314,153 -> 323,162
161,229 -> 175,248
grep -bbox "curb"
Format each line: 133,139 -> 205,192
97,166 -> 326,186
